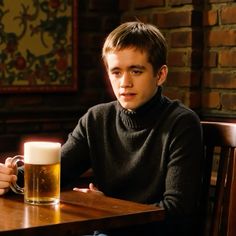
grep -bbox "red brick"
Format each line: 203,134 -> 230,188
206,29 -> 236,47
134,0 -> 164,8
201,92 -> 221,109
221,93 -> 236,111
170,30 -> 202,48
203,51 -> 218,68
219,50 -> 236,67
203,9 -> 218,26
209,0 -> 234,3
167,71 -> 201,87
156,11 -> 191,28
155,10 -> 202,28
121,15 -> 149,23
203,71 -> 236,89
163,87 -> 186,102
187,91 -> 201,109
169,0 -> 202,5
168,50 -> 202,68
171,31 -> 192,47
168,51 -> 188,67
164,88 -> 200,109
221,6 -> 236,24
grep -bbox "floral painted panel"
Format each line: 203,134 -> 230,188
0,0 -> 78,93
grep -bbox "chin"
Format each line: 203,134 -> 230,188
122,105 -> 138,111
119,101 -> 140,111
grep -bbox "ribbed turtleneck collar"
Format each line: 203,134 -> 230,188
118,87 -> 166,130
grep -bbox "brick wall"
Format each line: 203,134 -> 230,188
202,1 -> 236,119
119,0 -> 236,120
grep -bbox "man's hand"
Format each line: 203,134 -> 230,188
0,158 -> 17,195
73,183 -> 104,196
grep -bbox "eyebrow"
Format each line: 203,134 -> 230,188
129,65 -> 146,70
110,65 -> 146,71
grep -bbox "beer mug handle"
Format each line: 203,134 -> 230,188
9,155 -> 24,195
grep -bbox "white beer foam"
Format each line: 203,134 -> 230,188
24,142 -> 61,165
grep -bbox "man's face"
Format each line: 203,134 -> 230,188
106,48 -> 159,110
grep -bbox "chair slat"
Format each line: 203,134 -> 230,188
200,121 -> 236,236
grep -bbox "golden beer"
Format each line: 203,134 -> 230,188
9,141 -> 61,205
24,162 -> 60,205
23,142 -> 61,205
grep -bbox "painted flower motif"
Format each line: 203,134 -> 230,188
0,0 -> 73,88
56,57 -> 68,72
15,55 -> 27,70
49,0 -> 61,9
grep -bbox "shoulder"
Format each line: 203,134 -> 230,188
87,101 -> 117,115
82,101 -> 118,122
74,101 -> 118,131
161,98 -> 202,148
163,97 -> 201,127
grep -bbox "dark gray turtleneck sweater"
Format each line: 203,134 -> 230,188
61,88 -> 203,235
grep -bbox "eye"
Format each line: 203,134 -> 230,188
131,69 -> 143,76
110,69 -> 122,78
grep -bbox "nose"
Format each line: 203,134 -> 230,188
120,72 -> 133,88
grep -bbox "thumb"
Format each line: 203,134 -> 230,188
5,157 -> 13,167
89,183 -> 104,196
89,183 -> 98,191
5,158 -> 18,175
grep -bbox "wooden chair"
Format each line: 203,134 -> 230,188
200,121 -> 236,236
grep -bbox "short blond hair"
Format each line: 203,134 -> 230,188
102,21 -> 167,73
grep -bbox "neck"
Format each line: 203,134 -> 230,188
119,87 -> 164,129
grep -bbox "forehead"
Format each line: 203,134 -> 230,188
105,48 -> 149,67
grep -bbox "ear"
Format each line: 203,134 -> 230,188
156,65 -> 168,86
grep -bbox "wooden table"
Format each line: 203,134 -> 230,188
0,190 -> 165,236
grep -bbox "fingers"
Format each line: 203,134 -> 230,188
0,163 -> 17,182
73,187 -> 89,193
0,162 -> 17,196
5,158 -> 17,171
0,175 -> 17,195
5,157 -> 13,167
0,172 -> 17,183
73,183 -> 104,196
89,183 -> 99,191
0,178 -> 12,189
0,188 -> 9,196
89,183 -> 103,195
73,183 -> 96,193
0,163 -> 13,175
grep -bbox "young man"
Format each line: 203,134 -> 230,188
0,22 -> 203,235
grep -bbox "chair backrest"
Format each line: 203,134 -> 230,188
200,121 -> 236,236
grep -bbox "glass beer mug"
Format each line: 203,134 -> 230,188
10,141 -> 61,205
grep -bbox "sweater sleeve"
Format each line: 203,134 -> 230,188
60,114 -> 91,189
158,110 -> 203,218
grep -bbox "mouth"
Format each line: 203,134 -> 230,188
120,92 -> 136,100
